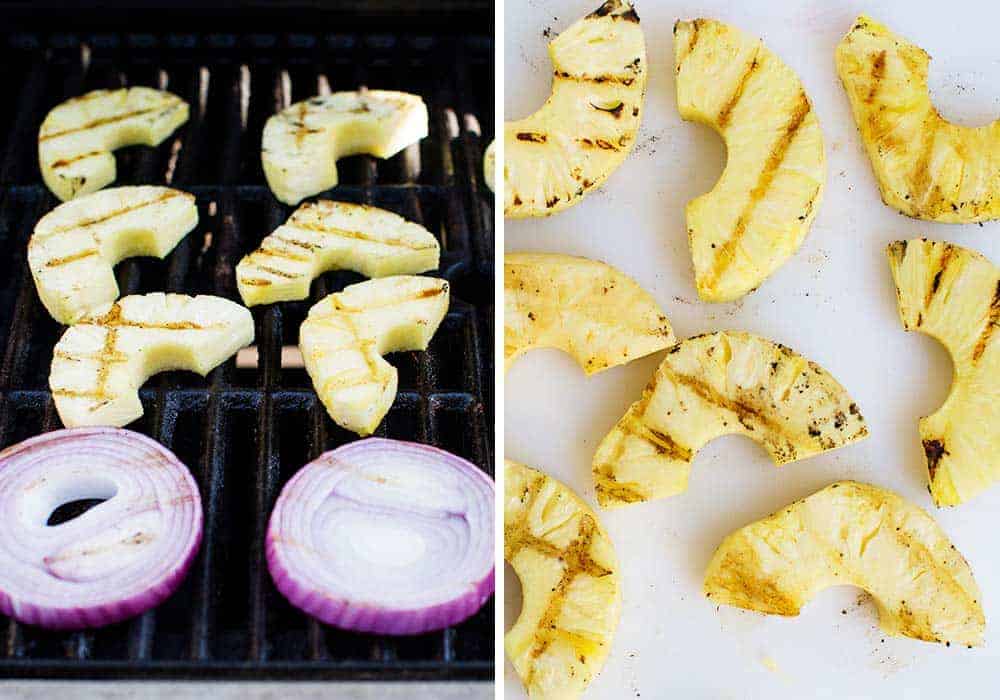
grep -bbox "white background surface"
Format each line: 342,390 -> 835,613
504,1 -> 1000,698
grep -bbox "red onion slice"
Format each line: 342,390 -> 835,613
267,438 -> 494,635
0,427 -> 202,629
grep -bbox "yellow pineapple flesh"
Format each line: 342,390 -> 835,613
674,19 -> 825,302
837,16 -> 1000,222
593,331 -> 867,507
505,252 -> 674,375
505,460 -> 620,700
504,0 -> 646,217
705,481 -> 985,646
887,239 -> 1000,505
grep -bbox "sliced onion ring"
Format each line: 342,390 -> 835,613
267,438 -> 494,635
0,427 -> 202,629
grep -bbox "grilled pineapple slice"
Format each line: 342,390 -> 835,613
300,276 -> 448,435
28,186 -> 198,325
505,460 -> 620,700
504,0 -> 646,217
837,16 -> 1000,222
674,19 -> 825,302
593,331 -> 868,507
505,252 -> 674,374
484,139 -> 495,192
705,481 -> 985,646
39,88 -> 189,202
51,294 -> 254,428
887,239 -> 1000,505
262,91 -> 428,205
236,200 -> 439,307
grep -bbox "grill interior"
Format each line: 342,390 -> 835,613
0,15 -> 493,681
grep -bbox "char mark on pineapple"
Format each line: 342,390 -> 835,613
923,439 -> 949,481
971,279 -> 1000,362
865,50 -> 886,104
516,131 -> 546,143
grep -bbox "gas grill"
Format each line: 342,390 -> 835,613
0,2 -> 494,681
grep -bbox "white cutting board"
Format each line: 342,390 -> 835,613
504,0 -> 1000,697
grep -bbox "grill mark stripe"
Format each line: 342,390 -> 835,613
254,245 -> 311,263
717,48 -> 760,128
40,101 -> 182,142
703,91 -> 812,290
329,285 -> 448,313
618,414 -> 692,461
252,263 -> 300,279
38,191 -> 188,237
287,221 -> 437,251
273,235 -> 320,252
577,137 -> 622,151
926,244 -> 954,308
866,50 -> 887,103
972,280 -> 1000,363
50,151 -> 105,169
686,19 -> 701,61
906,113 -> 940,210
554,70 -> 636,86
45,249 -> 100,268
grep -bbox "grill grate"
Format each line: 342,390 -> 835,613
0,26 -> 493,681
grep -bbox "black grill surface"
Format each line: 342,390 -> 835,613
0,20 -> 494,681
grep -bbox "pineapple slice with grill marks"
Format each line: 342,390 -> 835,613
505,252 -> 674,374
837,16 -> 1000,223
28,186 -> 198,325
39,88 -> 189,202
887,239 -> 1000,505
236,200 -> 439,307
484,140 -> 496,192
674,19 -> 825,302
705,481 -> 985,647
299,276 -> 448,436
505,460 -> 620,700
262,91 -> 428,206
593,331 -> 868,507
50,293 -> 254,428
504,0 -> 646,217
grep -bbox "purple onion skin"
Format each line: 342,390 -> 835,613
267,541 -> 495,636
266,438 -> 495,636
0,534 -> 202,630
0,427 -> 203,630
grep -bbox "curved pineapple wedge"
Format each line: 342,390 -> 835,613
51,294 -> 254,428
39,88 -> 189,201
236,200 -> 439,307
593,331 -> 868,507
705,481 -> 985,647
28,186 -> 198,325
504,0 -> 646,217
837,16 -> 1000,222
262,91 -> 428,205
300,276 -> 448,436
505,460 -> 621,700
484,139 -> 496,192
505,252 -> 674,374
674,19 -> 825,302
887,239 -> 1000,506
